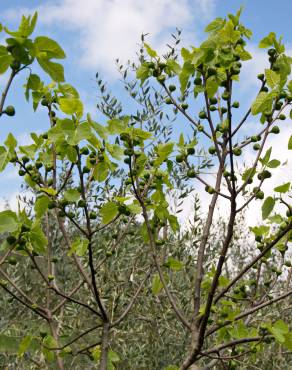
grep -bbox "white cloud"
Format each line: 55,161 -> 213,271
0,190 -> 32,212
4,0 -> 215,76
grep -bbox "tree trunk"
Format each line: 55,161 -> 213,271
99,322 -> 110,370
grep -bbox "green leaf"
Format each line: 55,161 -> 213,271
5,133 -> 17,152
29,222 -> 48,254
251,92 -> 273,115
269,320 -> 289,343
151,273 -> 163,295
42,335 -> 56,362
168,214 -> 179,233
144,43 -> 157,58
127,202 -> 141,214
0,334 -> 19,353
0,211 -> 18,233
35,36 -> 65,59
206,78 -> 218,97
64,189 -> 80,202
69,238 -> 89,257
107,118 -> 127,134
242,167 -> 256,182
93,161 -> 109,182
26,73 -> 41,92
91,345 -> 101,362
34,196 -> 50,218
261,147 -> 272,165
283,332 -> 292,350
5,12 -> 38,38
0,146 -> 9,172
179,62 -> 194,94
267,159 -> 280,168
59,97 -> 83,117
18,335 -> 33,357
250,225 -> 270,236
136,63 -> 150,84
274,182 -> 290,193
288,136 -> 292,150
165,257 -> 183,271
108,349 -> 120,363
219,20 -> 241,43
265,69 -> 280,88
37,57 -> 65,82
156,142 -> 174,162
259,32 -> 276,48
262,197 -> 275,220
205,18 -> 225,32
40,187 -> 57,196
166,59 -> 181,74
99,202 -> 118,224
0,46 -> 13,74
219,276 -> 229,287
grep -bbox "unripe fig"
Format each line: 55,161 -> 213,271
199,111 -> 207,119
270,126 -> 280,134
187,147 -> 195,155
4,105 -> 15,116
187,169 -> 196,178
208,146 -> 216,155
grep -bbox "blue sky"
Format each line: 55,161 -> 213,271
0,0 -> 291,222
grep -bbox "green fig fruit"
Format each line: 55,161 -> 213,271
187,169 -> 196,178
4,105 -> 15,116
199,111 -> 207,119
208,146 -> 216,155
270,126 -> 280,134
194,77 -> 202,85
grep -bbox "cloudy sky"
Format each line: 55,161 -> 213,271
0,0 -> 291,226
